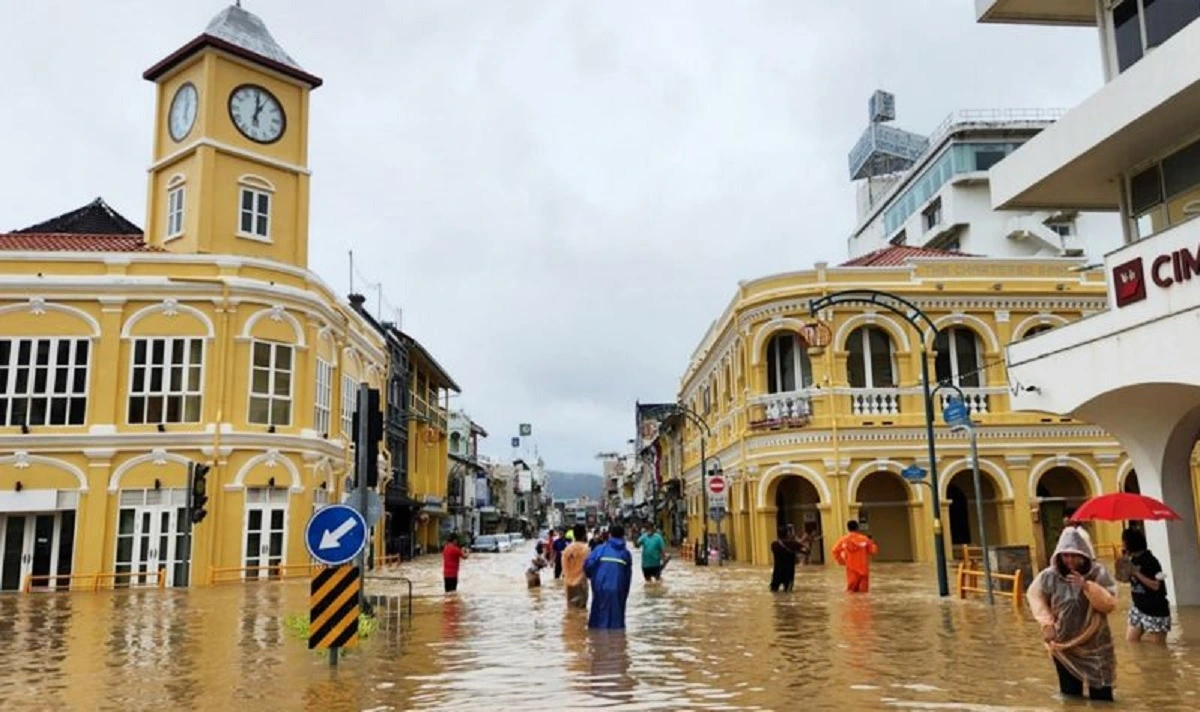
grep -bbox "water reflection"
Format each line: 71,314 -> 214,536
2,557 -> 1200,709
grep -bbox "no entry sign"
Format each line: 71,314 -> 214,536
708,475 -> 727,509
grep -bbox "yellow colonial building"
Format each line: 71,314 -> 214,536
0,6 -> 400,590
670,247 -> 1148,569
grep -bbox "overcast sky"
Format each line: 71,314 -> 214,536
0,1 -> 1103,473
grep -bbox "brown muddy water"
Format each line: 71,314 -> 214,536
2,549 -> 1199,711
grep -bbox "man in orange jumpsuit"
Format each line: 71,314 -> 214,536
833,520 -> 878,593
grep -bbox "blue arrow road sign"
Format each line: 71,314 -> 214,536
942,398 -> 971,428
901,464 -> 927,482
305,504 -> 367,566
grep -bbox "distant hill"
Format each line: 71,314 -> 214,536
547,471 -> 604,501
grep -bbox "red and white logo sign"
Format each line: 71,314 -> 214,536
708,476 -> 726,495
1113,257 -> 1146,308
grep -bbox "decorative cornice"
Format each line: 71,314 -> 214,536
0,430 -> 350,460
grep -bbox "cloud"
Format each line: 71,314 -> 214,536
0,1 -> 1103,471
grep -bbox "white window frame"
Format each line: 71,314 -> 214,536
314,358 -> 333,436
935,327 -> 984,388
341,374 -> 357,437
166,176 -> 186,240
766,332 -> 813,394
0,337 -> 91,426
127,337 -> 205,424
847,326 -> 895,389
248,340 -> 293,426
237,176 -> 274,242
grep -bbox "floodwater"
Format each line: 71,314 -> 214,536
3,551 -> 1200,711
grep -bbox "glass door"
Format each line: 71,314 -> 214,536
0,515 -> 27,592
115,489 -> 191,587
244,488 -> 288,580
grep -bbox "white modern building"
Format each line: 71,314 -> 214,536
982,0 -> 1200,605
847,91 -> 1121,260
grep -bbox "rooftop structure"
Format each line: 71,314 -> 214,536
846,94 -> 1120,261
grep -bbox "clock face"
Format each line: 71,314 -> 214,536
228,84 -> 285,144
168,82 -> 198,142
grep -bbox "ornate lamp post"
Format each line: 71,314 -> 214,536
809,289 -> 950,597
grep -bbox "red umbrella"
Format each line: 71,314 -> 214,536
1070,492 -> 1182,522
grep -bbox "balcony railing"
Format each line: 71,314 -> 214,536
851,388 -> 902,416
939,387 -> 1006,415
409,392 -> 447,431
749,391 -> 813,430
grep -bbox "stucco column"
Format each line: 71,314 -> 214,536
89,303 -> 125,426
1004,454 -> 1037,558
757,506 -> 776,566
1094,452 -> 1124,556
79,450 -> 116,586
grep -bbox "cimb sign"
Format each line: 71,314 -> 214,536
1112,245 -> 1200,308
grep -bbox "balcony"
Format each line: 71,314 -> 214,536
851,389 -> 902,416
939,387 -> 1006,416
748,391 -> 813,431
408,392 -> 447,431
990,18 -> 1200,212
975,0 -> 1096,26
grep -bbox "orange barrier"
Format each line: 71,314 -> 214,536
956,564 -> 1023,610
957,545 -> 984,567
23,568 -> 166,593
208,563 -> 325,585
679,540 -> 693,561
378,554 -> 402,567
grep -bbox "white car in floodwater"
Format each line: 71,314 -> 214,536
471,534 -> 512,553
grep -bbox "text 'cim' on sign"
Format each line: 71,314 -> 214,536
309,565 -> 360,650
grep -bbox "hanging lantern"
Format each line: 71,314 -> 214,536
802,320 -> 833,357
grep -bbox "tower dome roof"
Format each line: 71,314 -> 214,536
144,3 -> 322,88
204,4 -> 301,71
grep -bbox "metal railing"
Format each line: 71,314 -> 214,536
363,573 -> 414,619
208,563 -> 325,585
956,564 -> 1023,610
23,568 -> 166,593
925,108 -> 1068,154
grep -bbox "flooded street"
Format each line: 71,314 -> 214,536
3,551 -> 1200,711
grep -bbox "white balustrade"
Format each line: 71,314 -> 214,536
851,389 -> 902,416
750,391 -> 813,428
940,389 -> 992,415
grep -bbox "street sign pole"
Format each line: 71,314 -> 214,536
356,383 -> 371,603
966,423 -> 995,605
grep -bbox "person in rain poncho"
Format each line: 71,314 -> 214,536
584,523 -> 633,629
1027,526 -> 1118,702
832,520 -> 878,593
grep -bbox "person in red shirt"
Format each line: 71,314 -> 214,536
832,520 -> 878,593
442,533 -> 469,593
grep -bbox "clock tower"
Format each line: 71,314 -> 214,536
142,4 -> 322,269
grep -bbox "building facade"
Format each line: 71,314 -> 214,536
846,92 -> 1121,261
0,6 -> 390,590
447,410 -> 488,538
397,333 -> 457,554
979,0 -> 1200,605
665,250 -> 1132,568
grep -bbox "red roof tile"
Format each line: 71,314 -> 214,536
0,232 -> 158,252
841,245 -> 975,267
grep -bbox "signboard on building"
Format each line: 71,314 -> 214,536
519,423 -> 532,436
518,470 -> 533,494
475,474 -> 490,508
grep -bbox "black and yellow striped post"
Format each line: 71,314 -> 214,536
309,565 -> 360,658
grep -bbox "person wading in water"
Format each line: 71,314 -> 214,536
584,523 -> 633,629
1027,527 -> 1118,702
562,524 -> 591,609
769,525 -> 806,592
832,520 -> 877,593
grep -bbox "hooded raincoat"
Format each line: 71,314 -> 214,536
584,536 -> 633,629
1027,527 -> 1118,690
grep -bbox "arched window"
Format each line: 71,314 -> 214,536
766,332 -> 812,393
449,431 -> 462,455
935,327 -> 983,387
846,326 -> 895,389
1022,324 -> 1054,339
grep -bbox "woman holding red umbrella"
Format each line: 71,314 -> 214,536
1120,528 -> 1171,643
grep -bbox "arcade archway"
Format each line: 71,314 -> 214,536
855,471 -> 914,562
1035,466 -> 1092,564
774,476 -> 823,564
945,470 -> 1002,548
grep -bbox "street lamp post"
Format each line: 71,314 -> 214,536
933,383 -> 995,605
665,403 -> 712,566
810,290 -> 950,597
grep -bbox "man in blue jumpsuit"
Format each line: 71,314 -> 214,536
584,523 -> 633,629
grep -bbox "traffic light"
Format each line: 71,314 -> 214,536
190,461 -> 210,524
351,386 -> 384,488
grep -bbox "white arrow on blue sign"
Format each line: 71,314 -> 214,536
942,399 -> 971,428
305,504 -> 368,566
